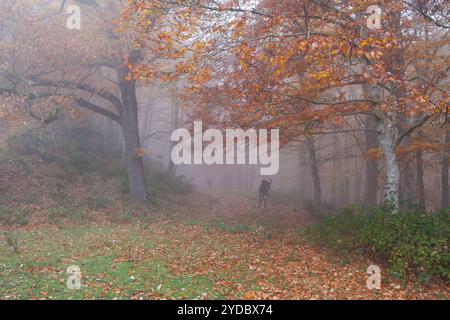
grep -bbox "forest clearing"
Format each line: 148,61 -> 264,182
1,195 -> 448,300
0,0 -> 449,304
0,143 -> 447,300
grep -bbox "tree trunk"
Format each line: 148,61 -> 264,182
331,134 -> 339,204
377,117 -> 400,210
364,116 -> 380,206
415,131 -> 426,212
354,157 -> 362,204
416,148 -> 426,212
306,137 -> 322,209
399,134 -> 415,208
441,128 -> 450,209
141,97 -> 153,149
118,67 -> 148,202
168,89 -> 180,176
342,134 -> 350,206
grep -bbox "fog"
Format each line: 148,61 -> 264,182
0,0 -> 448,301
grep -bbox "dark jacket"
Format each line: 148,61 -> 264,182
259,180 -> 271,195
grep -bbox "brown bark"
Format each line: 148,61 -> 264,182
168,89 -> 180,176
415,131 -> 426,212
118,66 -> 148,202
416,148 -> 426,212
441,128 -> 450,209
306,137 -> 322,209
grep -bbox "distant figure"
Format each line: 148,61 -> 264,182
206,177 -> 214,189
258,179 -> 272,209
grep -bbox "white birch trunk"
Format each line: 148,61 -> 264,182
377,117 -> 400,210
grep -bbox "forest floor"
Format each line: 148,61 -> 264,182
1,189 -> 448,300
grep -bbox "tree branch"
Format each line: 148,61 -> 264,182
29,77 -> 123,113
396,114 -> 432,147
75,97 -> 121,122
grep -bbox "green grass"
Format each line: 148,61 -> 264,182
1,212 -> 448,300
0,224 -> 259,299
0,206 -> 31,226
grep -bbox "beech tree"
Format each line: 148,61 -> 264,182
124,0 -> 449,210
0,0 -> 150,202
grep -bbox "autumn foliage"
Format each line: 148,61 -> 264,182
123,0 -> 449,208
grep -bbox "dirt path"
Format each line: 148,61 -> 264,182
171,191 -> 318,229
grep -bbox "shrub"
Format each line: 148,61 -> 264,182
7,127 -> 123,180
47,207 -> 84,223
106,210 -> 133,224
0,206 -> 30,226
3,232 -> 19,254
6,126 -> 194,209
302,199 -> 338,217
145,162 -> 193,203
305,206 -> 450,282
86,196 -> 109,210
